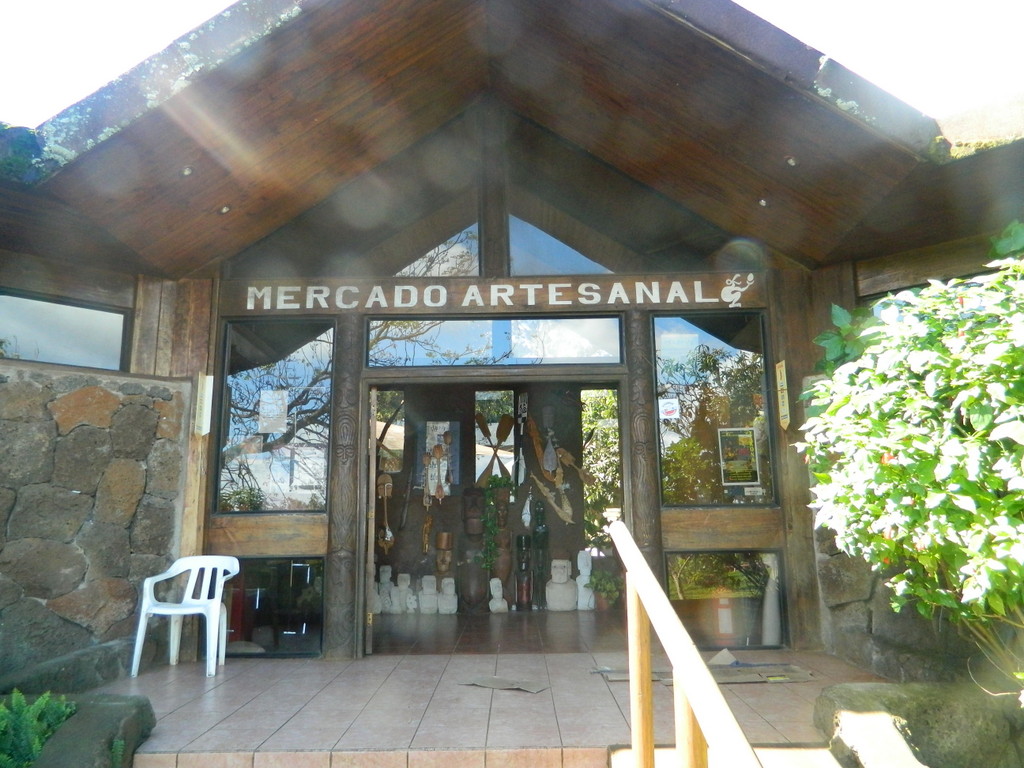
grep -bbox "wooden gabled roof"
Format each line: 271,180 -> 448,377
2,0 -> 1022,280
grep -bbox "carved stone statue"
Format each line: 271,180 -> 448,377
397,572 -> 413,613
488,577 -> 508,613
577,550 -> 595,611
379,565 -> 395,614
438,576 -> 458,614
545,558 -> 577,611
419,575 -> 439,614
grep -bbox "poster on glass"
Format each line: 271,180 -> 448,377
718,427 -> 758,486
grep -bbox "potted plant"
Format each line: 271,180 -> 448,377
587,569 -> 623,610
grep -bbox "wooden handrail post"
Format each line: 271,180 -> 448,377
674,670 -> 709,768
609,521 -> 763,768
627,576 -> 655,768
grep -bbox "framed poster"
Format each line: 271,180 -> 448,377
718,427 -> 759,486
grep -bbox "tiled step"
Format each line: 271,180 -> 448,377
609,745 -> 841,768
134,746 -> 608,767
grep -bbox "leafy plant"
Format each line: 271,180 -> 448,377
586,569 -> 623,605
476,475 -> 513,572
580,389 -> 621,551
810,303 -> 879,376
799,220 -> 1024,701
0,690 -> 76,768
110,737 -> 125,767
218,485 -> 266,512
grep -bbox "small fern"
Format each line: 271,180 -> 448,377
0,690 -> 76,768
110,737 -> 125,766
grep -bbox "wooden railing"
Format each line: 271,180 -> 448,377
607,520 -> 763,768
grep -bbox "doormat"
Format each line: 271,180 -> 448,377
461,676 -> 549,693
705,648 -> 815,684
592,668 -> 667,683
592,653 -> 815,685
706,663 -> 814,684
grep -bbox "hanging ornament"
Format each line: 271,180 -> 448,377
542,405 -> 558,472
530,472 -> 575,524
432,443 -> 446,501
516,393 -> 529,487
422,452 -> 433,508
521,489 -> 532,528
376,473 -> 395,553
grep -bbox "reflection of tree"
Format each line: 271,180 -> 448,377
220,328 -> 333,512
397,227 -> 478,277
658,342 -> 766,505
369,319 -> 510,366
373,230 -> 489,365
667,552 -> 768,600
581,389 -> 620,551
661,437 -> 716,504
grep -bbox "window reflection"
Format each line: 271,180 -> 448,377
397,225 -> 479,277
475,389 -> 515,483
666,551 -> 782,648
655,314 -> 772,505
219,321 -> 333,513
368,317 -> 620,367
225,558 -> 323,656
376,390 -> 405,474
0,293 -> 125,370
509,217 -> 610,276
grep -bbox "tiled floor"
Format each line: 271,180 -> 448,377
99,612 -> 882,768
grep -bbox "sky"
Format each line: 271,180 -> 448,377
1,0 -> 235,127
733,0 -> 1024,120
1,1 -> 1023,127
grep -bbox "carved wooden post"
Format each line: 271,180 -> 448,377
323,313 -> 362,657
623,309 -> 664,579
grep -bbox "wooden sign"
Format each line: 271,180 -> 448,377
220,273 -> 765,316
775,360 -> 791,430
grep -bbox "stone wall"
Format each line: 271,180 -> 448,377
815,527 -> 978,682
0,361 -> 191,686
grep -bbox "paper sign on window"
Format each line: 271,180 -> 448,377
718,427 -> 759,486
258,389 -> 289,433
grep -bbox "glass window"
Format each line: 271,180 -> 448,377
474,389 -> 515,483
581,388 -> 621,554
666,551 -> 782,648
376,389 -> 405,474
655,313 -> 772,505
0,293 -> 125,370
218,321 -> 333,513
369,317 -> 620,367
509,217 -> 610,276
397,224 -> 479,277
224,557 -> 323,656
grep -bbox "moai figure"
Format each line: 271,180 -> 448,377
545,558 -> 577,611
577,550 -> 595,611
419,575 -> 439,614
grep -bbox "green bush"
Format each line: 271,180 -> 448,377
799,221 -> 1024,701
0,690 -> 76,768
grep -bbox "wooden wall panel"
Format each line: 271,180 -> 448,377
856,234 -> 994,297
206,514 -> 329,557
170,278 -> 215,378
767,262 -> 856,649
0,250 -> 135,307
660,508 -> 783,551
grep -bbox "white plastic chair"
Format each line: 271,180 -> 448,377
130,555 -> 240,678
